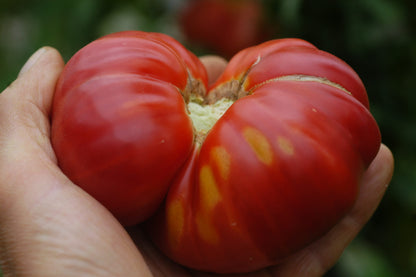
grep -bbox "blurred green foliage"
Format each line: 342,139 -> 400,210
1,0 -> 415,276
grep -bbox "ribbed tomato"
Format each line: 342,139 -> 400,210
51,31 -> 381,273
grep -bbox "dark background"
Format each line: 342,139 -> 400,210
1,0 -> 415,276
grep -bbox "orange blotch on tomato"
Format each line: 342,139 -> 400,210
210,146 -> 231,180
243,127 -> 273,165
167,199 -> 185,249
196,165 -> 221,244
195,210 -> 220,245
199,165 -> 222,212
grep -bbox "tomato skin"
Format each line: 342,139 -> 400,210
52,31 -> 381,273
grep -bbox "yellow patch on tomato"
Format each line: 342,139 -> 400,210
195,211 -> 219,245
166,199 -> 185,249
210,146 -> 231,180
199,165 -> 222,212
243,127 -> 273,165
277,136 -> 295,155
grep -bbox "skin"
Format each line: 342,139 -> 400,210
0,47 -> 394,277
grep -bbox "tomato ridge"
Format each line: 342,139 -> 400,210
247,74 -> 353,96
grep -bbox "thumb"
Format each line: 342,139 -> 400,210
18,47 -> 52,77
5,46 -> 64,117
0,47 -> 65,214
0,47 -> 64,162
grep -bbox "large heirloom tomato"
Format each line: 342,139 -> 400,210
51,31 -> 381,273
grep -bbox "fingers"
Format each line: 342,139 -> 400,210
341,144 -> 394,230
199,55 -> 228,86
268,144 -> 394,277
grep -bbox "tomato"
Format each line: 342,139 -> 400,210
51,31 -> 381,273
180,0 -> 271,58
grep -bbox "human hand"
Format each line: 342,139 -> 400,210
0,48 -> 393,277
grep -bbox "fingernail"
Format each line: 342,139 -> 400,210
18,47 -> 47,76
